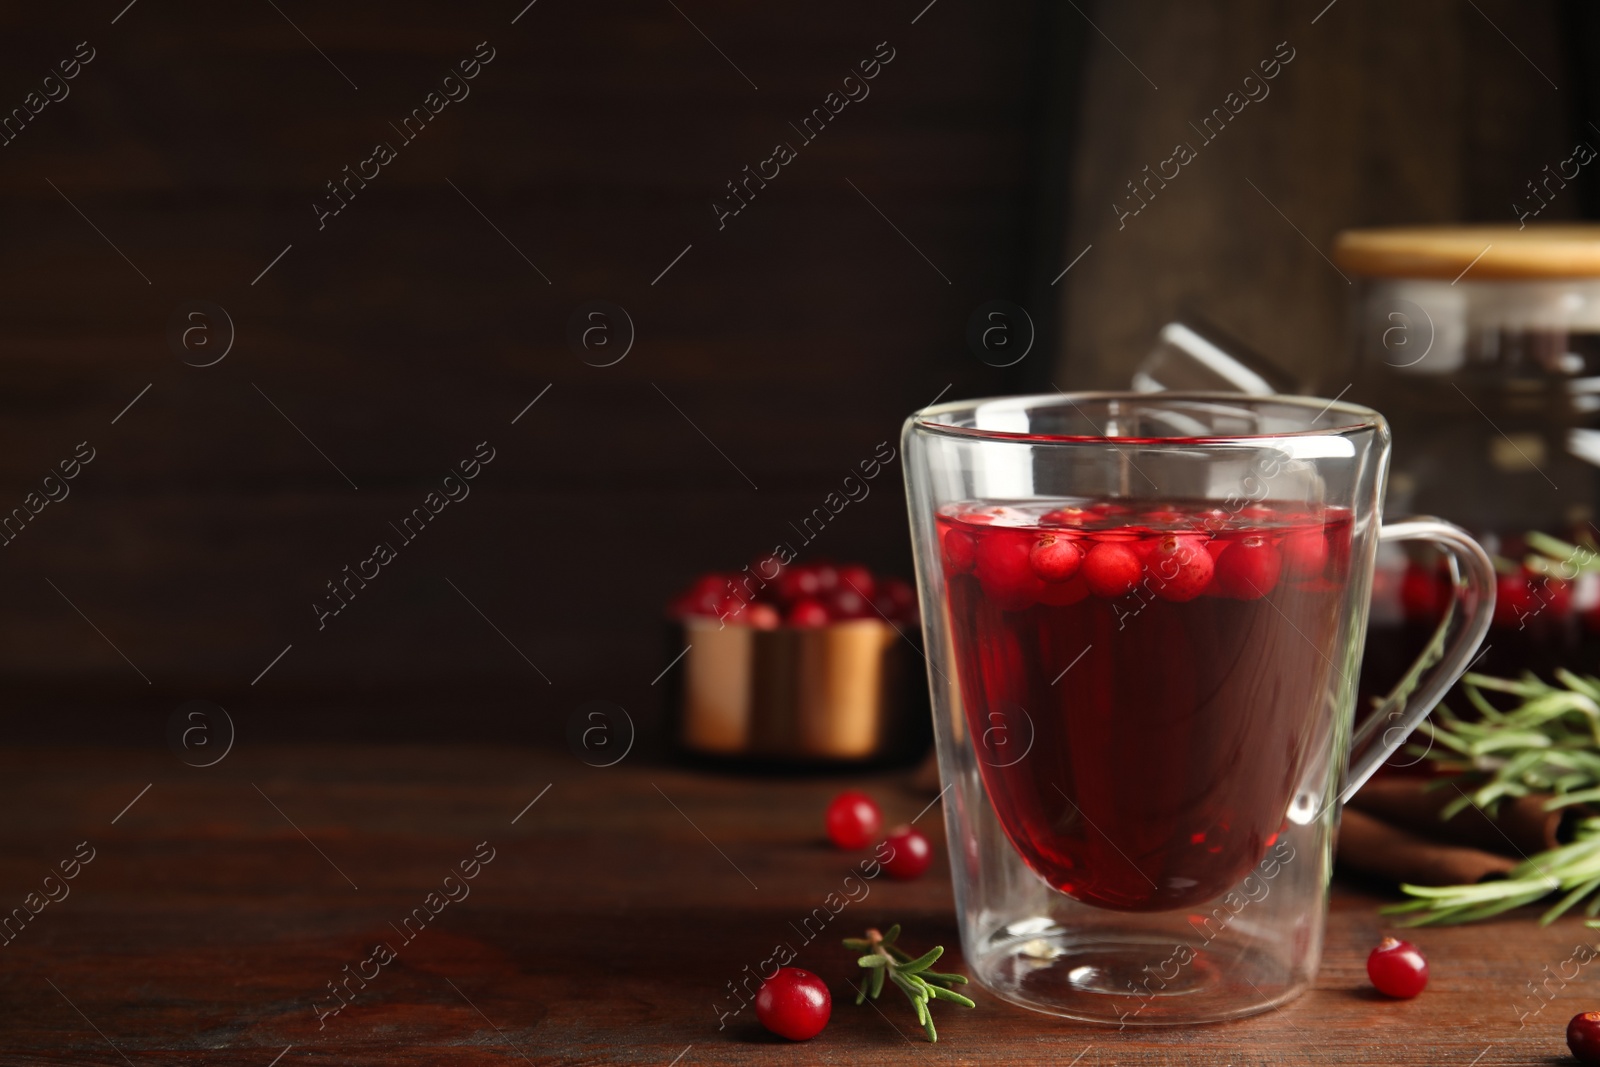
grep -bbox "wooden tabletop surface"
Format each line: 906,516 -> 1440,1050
0,743 -> 1585,1066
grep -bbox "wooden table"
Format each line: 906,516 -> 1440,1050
0,744 -> 1584,1065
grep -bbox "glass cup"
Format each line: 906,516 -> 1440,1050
901,393 -> 1494,1026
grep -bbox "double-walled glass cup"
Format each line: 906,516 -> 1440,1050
902,394 -> 1493,1026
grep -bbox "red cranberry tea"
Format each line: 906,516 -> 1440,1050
938,500 -> 1354,912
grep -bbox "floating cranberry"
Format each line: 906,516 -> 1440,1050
1149,535 -> 1213,602
1030,534 -> 1083,583
825,791 -> 881,849
788,600 -> 830,627
755,967 -> 831,1041
1281,529 -> 1329,580
837,563 -> 876,600
1569,1011 -> 1600,1063
1366,936 -> 1428,998
1081,542 -> 1143,598
1041,507 -> 1090,527
942,528 -> 977,575
1214,537 -> 1282,599
976,530 -> 1044,610
881,825 -> 933,880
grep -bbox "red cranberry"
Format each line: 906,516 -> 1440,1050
1569,1011 -> 1600,1063
824,791 -> 881,849
672,574 -> 729,617
1542,577 -> 1574,621
1400,563 -> 1447,621
1366,937 -> 1427,998
827,587 -> 873,620
942,527 -> 977,574
1281,529 -> 1329,579
1030,534 -> 1083,582
745,603 -> 781,629
1213,537 -> 1282,599
873,578 -> 917,621
1493,571 -> 1539,629
755,966 -> 831,1041
775,567 -> 821,603
975,530 -> 1044,610
749,552 -> 787,584
1149,535 -> 1213,602
788,600 -> 830,627
810,563 -> 840,592
1042,507 -> 1090,527
1081,541 -> 1142,598
881,825 -> 933,880
715,592 -> 750,621
837,563 -> 876,600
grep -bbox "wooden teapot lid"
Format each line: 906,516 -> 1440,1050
1332,224 -> 1600,280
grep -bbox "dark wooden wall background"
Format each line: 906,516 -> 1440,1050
0,0 -> 1061,743
0,0 -> 1591,744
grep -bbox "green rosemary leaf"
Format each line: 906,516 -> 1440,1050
1547,787 -> 1600,809
849,925 -> 973,1042
899,946 -> 945,974
882,923 -> 901,945
919,970 -> 970,985
927,984 -> 977,1007
842,937 -> 872,951
1541,875 -> 1600,925
1395,877 -> 1559,904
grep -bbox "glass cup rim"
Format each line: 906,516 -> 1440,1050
912,391 -> 1385,446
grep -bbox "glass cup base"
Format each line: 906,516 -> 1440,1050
972,921 -> 1307,1027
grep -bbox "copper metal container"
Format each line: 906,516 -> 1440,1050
670,617 -> 930,765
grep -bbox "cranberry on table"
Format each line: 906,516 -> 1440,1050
825,791 -> 881,850
1366,936 -> 1428,998
1569,1011 -> 1600,1063
881,825 -> 933,880
1081,541 -> 1142,599
755,966 -> 831,1041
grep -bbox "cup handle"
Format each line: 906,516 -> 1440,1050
1341,517 -> 1496,804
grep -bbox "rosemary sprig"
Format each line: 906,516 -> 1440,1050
1409,670 -> 1600,818
1384,668 -> 1600,925
843,925 -> 974,1042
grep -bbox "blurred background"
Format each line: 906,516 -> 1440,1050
0,0 -> 1590,744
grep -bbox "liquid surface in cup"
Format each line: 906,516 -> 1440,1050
938,500 -> 1353,912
